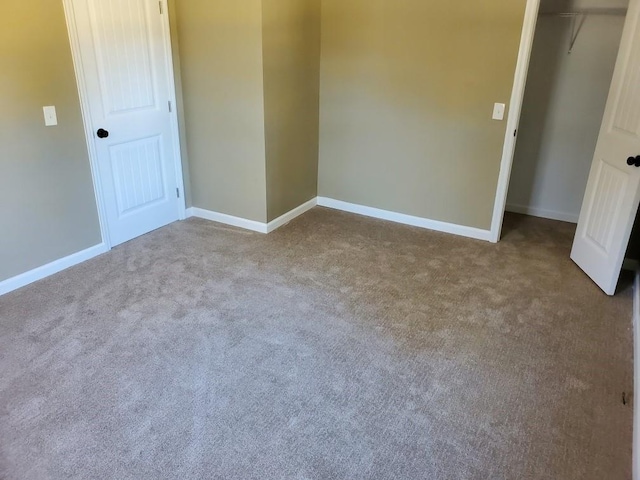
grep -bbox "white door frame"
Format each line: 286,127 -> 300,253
62,0 -> 186,250
490,0 -> 541,243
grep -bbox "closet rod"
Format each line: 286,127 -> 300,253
539,8 -> 627,17
540,7 -> 627,52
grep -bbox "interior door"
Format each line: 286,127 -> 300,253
571,0 -> 640,295
69,0 -> 182,247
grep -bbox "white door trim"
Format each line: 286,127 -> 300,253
489,0 -> 541,243
157,0 -> 187,222
61,0 -> 186,250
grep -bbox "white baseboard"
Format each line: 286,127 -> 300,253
0,200 -> 317,297
188,198 -> 493,241
506,203 -> 579,224
634,270 -> 639,480
0,243 -> 109,296
317,197 -> 493,242
187,198 -> 317,235
267,198 -> 317,233
187,207 -> 268,233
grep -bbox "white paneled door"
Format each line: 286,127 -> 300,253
67,0 -> 183,246
571,0 -> 640,295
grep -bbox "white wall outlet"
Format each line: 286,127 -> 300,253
43,106 -> 58,126
492,103 -> 506,121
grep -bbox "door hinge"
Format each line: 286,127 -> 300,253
159,1 -> 163,14
168,100 -> 172,113
514,129 -> 517,137
176,188 -> 180,198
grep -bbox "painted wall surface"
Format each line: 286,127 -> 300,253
0,1 -> 101,282
506,14 -> 624,221
262,0 -> 321,222
318,1 -> 527,230
174,1 -> 268,222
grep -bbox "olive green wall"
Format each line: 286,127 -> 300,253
0,1 -> 101,282
318,1 -> 527,230
2,0 -> 532,285
173,0 -> 268,222
262,0 -> 321,222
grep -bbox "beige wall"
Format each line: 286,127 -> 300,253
174,1 -> 268,222
0,1 -> 101,282
262,0 -> 321,222
1,1 -> 535,285
318,1 -> 527,230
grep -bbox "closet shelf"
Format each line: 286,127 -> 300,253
539,8 -> 627,17
540,8 -> 627,54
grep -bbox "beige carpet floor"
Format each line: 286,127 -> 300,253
0,208 -> 634,479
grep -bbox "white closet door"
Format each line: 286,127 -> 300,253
571,0 -> 640,295
70,0 -> 182,246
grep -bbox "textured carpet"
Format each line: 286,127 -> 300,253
0,209 -> 633,480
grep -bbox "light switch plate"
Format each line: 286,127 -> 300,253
43,106 -> 58,126
492,103 -> 506,121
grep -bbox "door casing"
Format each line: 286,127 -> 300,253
490,0 -> 541,243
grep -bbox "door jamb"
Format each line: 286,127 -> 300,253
62,0 -> 187,250
158,0 -> 187,223
489,0 -> 541,243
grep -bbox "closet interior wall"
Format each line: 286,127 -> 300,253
506,7 -> 626,223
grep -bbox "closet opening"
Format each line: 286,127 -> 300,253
503,2 -> 628,237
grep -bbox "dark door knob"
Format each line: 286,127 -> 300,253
627,156 -> 640,167
96,128 -> 109,139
